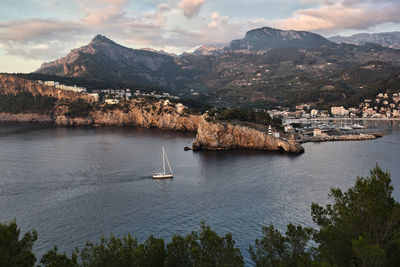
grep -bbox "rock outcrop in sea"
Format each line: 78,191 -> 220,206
192,118 -> 304,154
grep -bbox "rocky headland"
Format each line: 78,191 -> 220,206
193,118 -> 304,153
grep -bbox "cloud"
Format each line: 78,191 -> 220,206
275,0 -> 400,33
0,19 -> 85,60
178,0 -> 206,18
0,19 -> 82,42
79,0 -> 129,25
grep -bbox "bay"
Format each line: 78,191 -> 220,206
0,121 -> 399,265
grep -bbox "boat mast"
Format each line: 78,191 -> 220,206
164,150 -> 173,175
162,147 -> 166,174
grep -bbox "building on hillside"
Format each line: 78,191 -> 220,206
87,93 -> 99,102
313,128 -> 326,137
284,125 -> 294,133
44,81 -> 59,86
272,132 -> 280,138
105,99 -> 119,105
331,106 -> 349,117
310,109 -> 319,117
175,103 -> 186,114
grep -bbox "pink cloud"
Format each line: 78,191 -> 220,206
178,0 -> 206,18
275,0 -> 400,33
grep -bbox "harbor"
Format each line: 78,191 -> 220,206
281,119 -> 389,144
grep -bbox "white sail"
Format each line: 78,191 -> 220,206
153,147 -> 173,179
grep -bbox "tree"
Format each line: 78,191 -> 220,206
78,234 -> 140,267
312,165 -> 400,266
0,220 -> 37,267
249,224 -> 314,267
165,222 -> 244,267
135,235 -> 166,267
40,246 -> 78,267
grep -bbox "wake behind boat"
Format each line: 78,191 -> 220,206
153,146 -> 173,179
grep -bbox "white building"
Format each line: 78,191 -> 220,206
44,81 -> 59,86
272,132 -> 280,138
175,103 -> 186,114
310,109 -> 319,117
313,128 -> 324,137
87,93 -> 99,102
331,106 -> 349,117
105,99 -> 119,105
284,125 -> 294,133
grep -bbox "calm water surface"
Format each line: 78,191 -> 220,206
0,122 -> 399,265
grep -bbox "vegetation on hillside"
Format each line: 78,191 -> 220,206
12,73 -> 165,93
65,100 -> 93,118
206,108 -> 282,127
0,92 -> 56,114
2,165 -> 398,266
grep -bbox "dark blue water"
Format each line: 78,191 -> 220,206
0,122 -> 399,265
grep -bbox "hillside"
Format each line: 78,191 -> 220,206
35,28 -> 400,109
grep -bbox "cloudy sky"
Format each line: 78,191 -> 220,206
1,0 -> 400,73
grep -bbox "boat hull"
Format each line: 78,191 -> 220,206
153,174 -> 173,179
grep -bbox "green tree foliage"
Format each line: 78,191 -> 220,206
40,222 -> 243,267
40,246 -> 78,267
311,165 -> 400,266
0,220 -> 37,267
165,222 -> 243,267
0,92 -> 56,114
249,224 -> 314,267
207,108 -> 281,126
66,100 -> 93,118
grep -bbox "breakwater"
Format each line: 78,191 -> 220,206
300,134 -> 378,143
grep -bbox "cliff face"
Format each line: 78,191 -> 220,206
0,74 -> 94,102
54,100 -> 202,132
193,118 -> 304,153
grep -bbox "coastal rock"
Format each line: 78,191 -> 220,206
54,115 -> 93,126
0,113 -> 52,123
193,119 -> 304,153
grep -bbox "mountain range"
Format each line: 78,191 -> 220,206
35,27 -> 400,108
329,32 -> 400,50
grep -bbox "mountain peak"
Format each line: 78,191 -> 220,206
90,34 -> 115,45
229,26 -> 334,50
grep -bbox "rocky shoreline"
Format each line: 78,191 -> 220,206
0,113 -> 52,123
0,111 -> 305,154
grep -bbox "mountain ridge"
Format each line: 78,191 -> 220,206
328,32 -> 400,49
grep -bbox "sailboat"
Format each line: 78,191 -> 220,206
153,147 -> 173,179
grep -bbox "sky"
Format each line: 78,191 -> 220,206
1,0 -> 400,73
